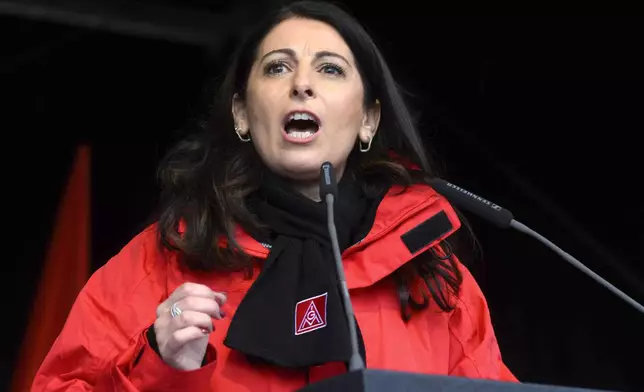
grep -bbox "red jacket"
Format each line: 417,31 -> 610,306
32,184 -> 517,391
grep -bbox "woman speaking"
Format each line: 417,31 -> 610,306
33,1 -> 517,390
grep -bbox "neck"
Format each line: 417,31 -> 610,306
293,181 -> 322,202
289,165 -> 345,202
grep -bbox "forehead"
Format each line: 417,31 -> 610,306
258,18 -> 354,60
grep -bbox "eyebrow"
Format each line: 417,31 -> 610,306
260,48 -> 351,65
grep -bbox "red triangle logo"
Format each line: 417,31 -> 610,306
295,293 -> 327,335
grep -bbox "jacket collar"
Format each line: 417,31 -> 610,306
223,184 -> 461,289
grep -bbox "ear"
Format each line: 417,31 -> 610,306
359,99 -> 381,144
232,93 -> 250,135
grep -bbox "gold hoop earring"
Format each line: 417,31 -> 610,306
235,126 -> 251,142
359,136 -> 372,152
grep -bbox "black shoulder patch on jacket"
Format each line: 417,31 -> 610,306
401,210 -> 453,254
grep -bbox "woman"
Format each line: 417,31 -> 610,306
33,1 -> 517,390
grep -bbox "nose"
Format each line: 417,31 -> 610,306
291,85 -> 315,99
291,84 -> 315,99
290,69 -> 316,100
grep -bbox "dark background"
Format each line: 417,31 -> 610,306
2,1 -> 643,391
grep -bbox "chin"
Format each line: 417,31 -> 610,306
273,153 -> 328,181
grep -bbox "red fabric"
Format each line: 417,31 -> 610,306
32,184 -> 517,391
124,330 -> 217,391
308,362 -> 346,384
12,146 -> 91,392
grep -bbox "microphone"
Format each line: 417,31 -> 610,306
428,177 -> 644,315
427,178 -> 514,228
319,162 -> 365,371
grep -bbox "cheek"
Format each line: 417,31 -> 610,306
243,87 -> 283,160
331,93 -> 365,132
328,80 -> 364,122
252,82 -> 286,105
245,89 -> 279,133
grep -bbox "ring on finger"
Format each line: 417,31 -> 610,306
170,302 -> 182,318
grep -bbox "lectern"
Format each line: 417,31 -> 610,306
298,369 -> 608,392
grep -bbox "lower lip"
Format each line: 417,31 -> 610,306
281,128 -> 321,144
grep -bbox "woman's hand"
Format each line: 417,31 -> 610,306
154,283 -> 226,371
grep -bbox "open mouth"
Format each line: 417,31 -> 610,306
283,111 -> 320,139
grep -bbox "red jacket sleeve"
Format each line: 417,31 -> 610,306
31,227 -> 217,391
447,261 -> 518,382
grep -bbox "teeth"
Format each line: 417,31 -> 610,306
287,131 -> 315,139
288,112 -> 316,122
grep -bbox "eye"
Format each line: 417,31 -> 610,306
264,60 -> 290,76
318,63 -> 345,76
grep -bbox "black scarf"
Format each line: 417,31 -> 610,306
224,171 -> 386,369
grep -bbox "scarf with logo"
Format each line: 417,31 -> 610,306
224,170 -> 387,369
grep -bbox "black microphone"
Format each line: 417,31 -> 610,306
319,162 -> 365,371
429,177 -> 644,315
319,161 -> 338,200
427,178 -> 514,228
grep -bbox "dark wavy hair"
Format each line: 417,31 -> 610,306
157,0 -> 463,318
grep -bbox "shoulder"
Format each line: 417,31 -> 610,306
80,224 -> 172,327
88,224 -> 165,287
345,182 -> 461,288
375,182 -> 462,247
380,182 -> 458,220
384,182 -> 440,201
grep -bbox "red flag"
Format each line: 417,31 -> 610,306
11,145 -> 91,392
